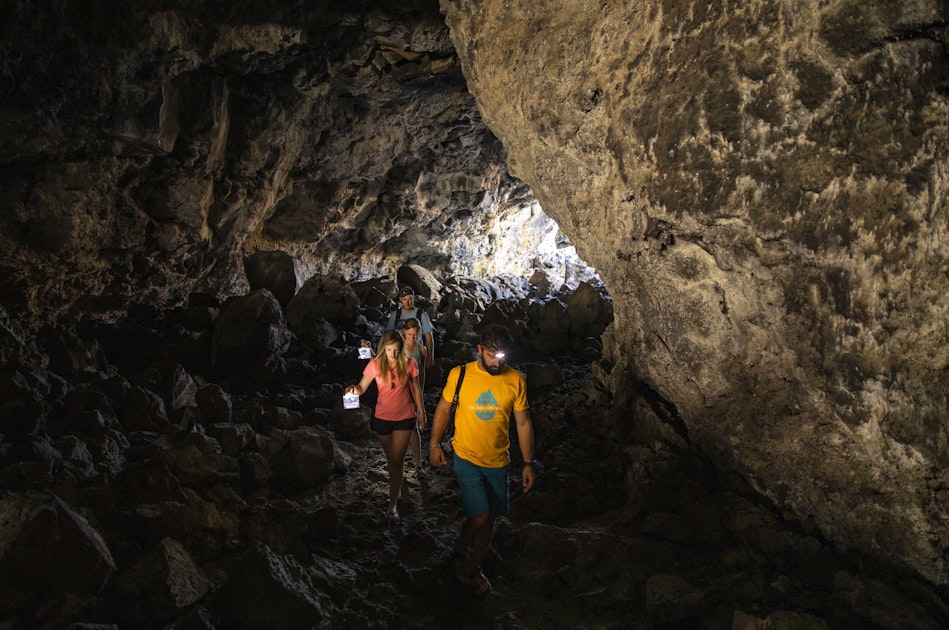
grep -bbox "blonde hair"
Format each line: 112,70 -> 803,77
376,329 -> 408,384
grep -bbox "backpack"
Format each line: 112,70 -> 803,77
389,306 -> 432,344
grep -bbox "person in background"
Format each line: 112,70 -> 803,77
401,317 -> 427,389
386,286 -> 435,368
428,325 -> 535,595
402,318 -> 428,473
347,330 -> 426,523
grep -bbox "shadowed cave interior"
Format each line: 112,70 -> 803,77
2,1 -> 949,629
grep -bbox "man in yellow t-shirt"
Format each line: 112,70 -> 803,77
429,325 -> 535,596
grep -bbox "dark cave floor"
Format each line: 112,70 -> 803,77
307,361 -> 949,630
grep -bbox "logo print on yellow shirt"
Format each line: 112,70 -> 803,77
475,390 -> 498,421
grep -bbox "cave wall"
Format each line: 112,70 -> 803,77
440,0 -> 949,583
0,0 -> 533,324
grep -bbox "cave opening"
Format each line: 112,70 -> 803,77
440,196 -> 601,290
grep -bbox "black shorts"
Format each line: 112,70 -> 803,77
372,416 -> 416,435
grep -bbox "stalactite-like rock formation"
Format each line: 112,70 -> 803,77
441,0 -> 949,584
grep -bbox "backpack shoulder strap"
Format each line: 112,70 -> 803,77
451,364 -> 466,406
445,363 -> 467,442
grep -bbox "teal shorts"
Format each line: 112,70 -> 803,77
453,453 -> 510,518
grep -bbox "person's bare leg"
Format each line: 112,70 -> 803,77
454,514 -> 494,577
409,425 -> 422,472
376,433 -> 395,509
383,429 -> 413,516
376,433 -> 401,516
468,514 -> 497,572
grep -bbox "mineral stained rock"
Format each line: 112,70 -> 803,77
440,0 -> 949,584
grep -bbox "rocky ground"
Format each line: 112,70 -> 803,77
1,270 -> 948,629
314,359 -> 949,630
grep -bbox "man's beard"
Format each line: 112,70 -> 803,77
482,361 -> 504,376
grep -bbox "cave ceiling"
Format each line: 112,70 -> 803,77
0,0 -> 532,323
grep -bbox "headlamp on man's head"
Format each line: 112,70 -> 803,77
483,347 -> 506,360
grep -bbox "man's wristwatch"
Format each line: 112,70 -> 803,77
523,460 -> 534,467
430,443 -> 442,449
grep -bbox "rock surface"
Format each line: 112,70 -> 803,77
0,0 -> 543,323
1,283 -> 946,628
0,0 -> 948,600
441,0 -> 949,585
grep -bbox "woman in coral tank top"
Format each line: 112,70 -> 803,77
347,329 -> 426,522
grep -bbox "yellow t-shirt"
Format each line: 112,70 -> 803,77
442,360 -> 529,468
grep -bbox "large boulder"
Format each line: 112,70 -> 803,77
287,276 -> 360,335
217,544 -> 324,629
211,289 -> 292,370
564,280 -> 613,345
244,250 -> 305,309
0,493 -> 117,624
396,263 -> 443,302
266,426 -> 339,491
107,537 -> 212,629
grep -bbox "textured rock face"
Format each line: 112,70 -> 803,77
3,0 -> 948,593
0,0 -> 536,323
440,0 -> 949,583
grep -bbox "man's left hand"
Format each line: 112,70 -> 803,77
522,465 -> 535,493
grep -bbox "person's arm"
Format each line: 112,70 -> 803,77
417,345 -> 427,390
514,408 -> 535,493
424,331 -> 435,367
411,375 -> 426,429
428,397 -> 452,467
346,374 -> 374,396
418,312 -> 435,368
